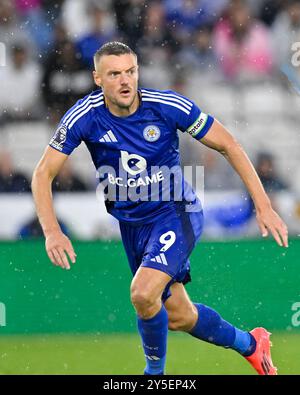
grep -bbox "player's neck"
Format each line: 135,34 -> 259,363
105,92 -> 140,117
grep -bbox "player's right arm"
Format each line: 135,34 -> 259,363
31,146 -> 77,269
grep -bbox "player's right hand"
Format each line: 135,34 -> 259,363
45,230 -> 77,270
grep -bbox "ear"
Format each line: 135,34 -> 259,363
93,70 -> 102,87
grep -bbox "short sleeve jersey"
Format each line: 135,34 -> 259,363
49,88 -> 214,224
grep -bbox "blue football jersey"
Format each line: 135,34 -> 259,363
49,88 -> 214,224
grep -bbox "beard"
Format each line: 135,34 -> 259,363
111,91 -> 138,110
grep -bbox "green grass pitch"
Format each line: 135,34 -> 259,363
0,332 -> 298,375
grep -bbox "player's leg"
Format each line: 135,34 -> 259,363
165,282 -> 277,375
130,266 -> 172,375
119,221 -> 171,375
164,282 -> 198,332
131,266 -> 171,319
164,282 -> 256,355
129,206 -> 202,375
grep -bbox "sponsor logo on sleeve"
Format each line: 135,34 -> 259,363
186,113 -> 208,137
50,124 -> 68,151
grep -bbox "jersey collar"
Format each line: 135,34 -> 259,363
102,89 -> 142,119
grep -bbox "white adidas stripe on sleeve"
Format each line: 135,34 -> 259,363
141,89 -> 192,106
66,96 -> 103,128
142,98 -> 191,115
68,101 -> 104,128
63,92 -> 103,125
141,92 -> 192,110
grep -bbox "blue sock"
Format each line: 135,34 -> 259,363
137,305 -> 168,375
189,304 -> 256,355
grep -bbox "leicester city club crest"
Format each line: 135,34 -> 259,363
143,125 -> 161,142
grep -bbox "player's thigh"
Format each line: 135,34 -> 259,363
141,208 -> 203,282
164,282 -> 197,328
131,266 -> 172,303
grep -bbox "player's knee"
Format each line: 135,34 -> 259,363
130,285 -> 155,310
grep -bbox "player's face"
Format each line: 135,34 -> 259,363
94,53 -> 139,114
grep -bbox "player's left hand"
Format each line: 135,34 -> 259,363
256,206 -> 288,247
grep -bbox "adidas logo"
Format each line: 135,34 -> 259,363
150,253 -> 168,266
99,130 -> 118,143
145,355 -> 160,361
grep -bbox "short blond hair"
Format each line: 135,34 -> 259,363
93,41 -> 137,69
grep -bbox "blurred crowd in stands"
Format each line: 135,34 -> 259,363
0,0 -> 299,195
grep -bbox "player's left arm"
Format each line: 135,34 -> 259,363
199,119 -> 288,248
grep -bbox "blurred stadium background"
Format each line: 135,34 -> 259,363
0,0 -> 299,375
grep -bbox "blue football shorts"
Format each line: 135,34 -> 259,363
119,205 -> 204,302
